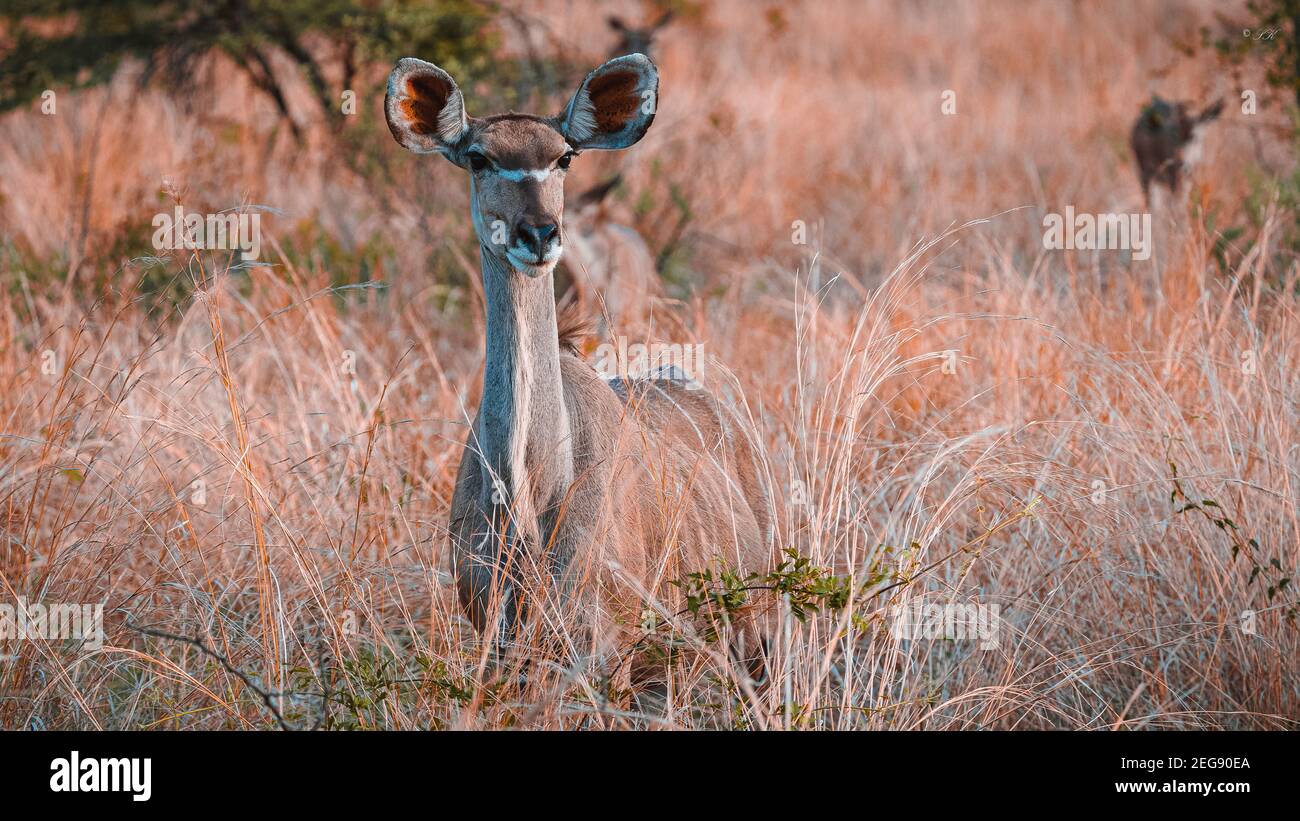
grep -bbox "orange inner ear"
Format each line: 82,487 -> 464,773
402,74 -> 453,136
586,70 -> 640,134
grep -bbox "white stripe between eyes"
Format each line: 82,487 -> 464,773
495,168 -> 552,182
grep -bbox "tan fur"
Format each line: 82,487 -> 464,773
555,298 -> 596,355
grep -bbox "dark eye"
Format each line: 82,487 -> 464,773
557,151 -> 576,171
466,152 -> 489,172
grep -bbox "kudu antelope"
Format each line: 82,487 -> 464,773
385,54 -> 777,687
1130,95 -> 1224,207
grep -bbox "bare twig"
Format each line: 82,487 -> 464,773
126,620 -> 331,731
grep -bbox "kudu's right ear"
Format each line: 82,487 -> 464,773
385,58 -> 469,157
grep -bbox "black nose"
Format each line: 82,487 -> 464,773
515,222 -> 558,259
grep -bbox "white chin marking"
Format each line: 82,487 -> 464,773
506,249 -> 559,278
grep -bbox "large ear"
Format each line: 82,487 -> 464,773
1197,97 -> 1225,124
385,58 -> 469,155
559,54 -> 659,150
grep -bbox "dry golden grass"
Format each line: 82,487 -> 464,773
1,0 -> 1297,728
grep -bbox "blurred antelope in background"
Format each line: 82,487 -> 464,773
1130,95 -> 1224,207
385,53 -> 776,692
608,9 -> 674,59
559,9 -> 677,330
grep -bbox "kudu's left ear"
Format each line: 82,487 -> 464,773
559,54 -> 659,150
385,58 -> 469,157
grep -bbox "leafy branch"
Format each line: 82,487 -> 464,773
1168,460 -> 1293,611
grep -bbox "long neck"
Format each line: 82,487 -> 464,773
477,248 -> 573,529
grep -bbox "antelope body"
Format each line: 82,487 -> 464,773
562,173 -> 661,330
385,54 -> 776,682
1130,95 -> 1223,206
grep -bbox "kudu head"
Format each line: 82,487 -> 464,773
1136,95 -> 1223,146
385,54 -> 659,278
1131,94 -> 1224,204
608,10 -> 674,58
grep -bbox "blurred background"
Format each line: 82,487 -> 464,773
3,0 -> 1295,300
